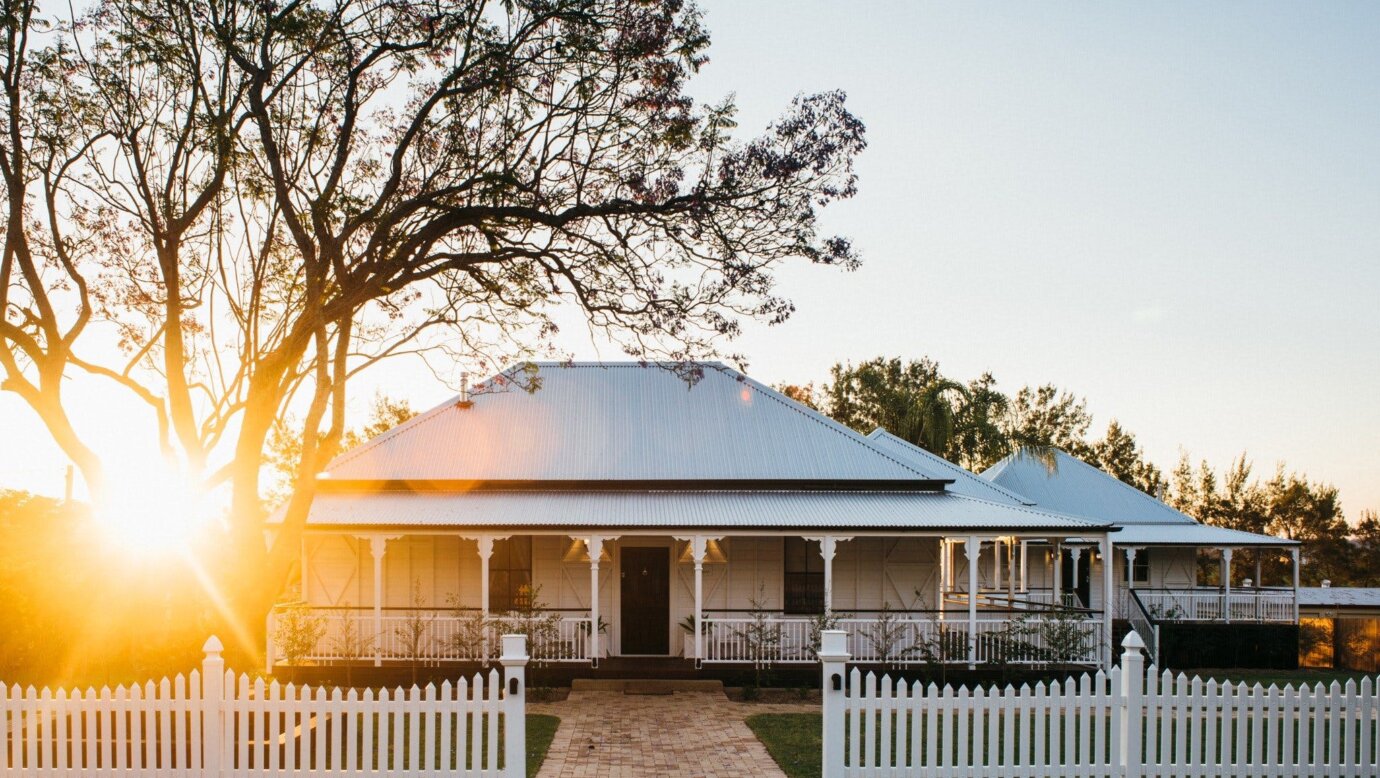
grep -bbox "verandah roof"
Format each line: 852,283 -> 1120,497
285,489 -> 1112,532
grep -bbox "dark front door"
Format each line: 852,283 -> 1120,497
1061,549 -> 1092,608
620,547 -> 670,654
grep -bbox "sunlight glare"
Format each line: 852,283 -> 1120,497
95,465 -> 219,555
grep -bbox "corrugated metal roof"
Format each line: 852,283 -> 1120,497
289,490 -> 1112,531
866,429 -> 1034,506
982,449 -> 1198,525
1297,587 -> 1380,608
1112,523 -> 1298,547
325,363 -> 940,482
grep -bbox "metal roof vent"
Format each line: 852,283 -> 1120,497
456,372 -> 473,409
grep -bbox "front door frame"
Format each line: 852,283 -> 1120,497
615,542 -> 673,656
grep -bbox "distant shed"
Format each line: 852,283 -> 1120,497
1297,586 -> 1380,672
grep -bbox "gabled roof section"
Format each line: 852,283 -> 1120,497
324,362 -> 947,483
982,448 -> 1197,525
866,429 -> 1034,506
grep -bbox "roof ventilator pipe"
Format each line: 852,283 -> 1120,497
456,372 -> 474,409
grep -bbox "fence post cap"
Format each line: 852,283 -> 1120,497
818,629 -> 849,660
1120,630 -> 1145,652
500,633 -> 529,662
202,635 -> 224,656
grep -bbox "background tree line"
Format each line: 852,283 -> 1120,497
783,357 -> 1378,587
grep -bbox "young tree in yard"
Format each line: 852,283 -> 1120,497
0,0 -> 866,656
272,602 -> 327,683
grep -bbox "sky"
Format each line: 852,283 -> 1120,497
2,1 -> 1378,519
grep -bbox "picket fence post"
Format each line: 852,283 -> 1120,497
1119,631 -> 1146,778
819,629 -> 849,778
501,634 -> 529,778
201,635 -> 226,777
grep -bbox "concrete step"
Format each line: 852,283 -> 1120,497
571,678 -> 725,695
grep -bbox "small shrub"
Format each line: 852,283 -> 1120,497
273,602 -> 326,683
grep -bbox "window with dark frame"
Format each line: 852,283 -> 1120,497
784,537 -> 825,614
1121,549 -> 1151,585
489,536 -> 533,612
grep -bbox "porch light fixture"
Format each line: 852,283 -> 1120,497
561,538 -> 612,563
676,538 -> 727,564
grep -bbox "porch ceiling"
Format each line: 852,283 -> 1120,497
282,489 -> 1113,532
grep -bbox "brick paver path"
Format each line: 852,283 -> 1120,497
530,691 -> 817,777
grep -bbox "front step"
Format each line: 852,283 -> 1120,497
571,678 -> 724,695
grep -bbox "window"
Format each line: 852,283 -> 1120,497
1122,550 -> 1151,585
489,536 -> 532,612
784,537 -> 825,614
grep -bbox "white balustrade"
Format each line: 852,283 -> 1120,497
1130,588 -> 1295,623
701,613 -> 1099,665
271,608 -> 591,665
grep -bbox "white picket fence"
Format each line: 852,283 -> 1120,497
0,634 -> 530,776
819,629 -> 1380,777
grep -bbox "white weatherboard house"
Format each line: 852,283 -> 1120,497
270,362 -> 1299,673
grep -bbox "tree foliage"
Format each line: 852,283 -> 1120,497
0,0 -> 867,635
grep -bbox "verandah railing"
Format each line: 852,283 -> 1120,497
1122,587 -> 1295,623
700,612 -> 1100,666
269,607 -> 591,667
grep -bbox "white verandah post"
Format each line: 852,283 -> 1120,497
1019,540 -> 1029,592
1291,547 -> 1301,622
1100,535 -> 1114,668
1053,541 -> 1063,605
366,534 -> 398,667
676,535 -> 721,666
1068,546 -> 1083,606
587,535 -> 605,664
938,538 -> 948,619
1221,547 -> 1234,623
965,536 -> 979,667
805,535 -> 850,616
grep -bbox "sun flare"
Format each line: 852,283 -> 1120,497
94,466 -> 220,555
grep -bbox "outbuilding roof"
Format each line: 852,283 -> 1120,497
324,362 -> 947,483
1296,587 -> 1380,609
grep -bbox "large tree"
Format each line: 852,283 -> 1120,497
0,0 -> 866,650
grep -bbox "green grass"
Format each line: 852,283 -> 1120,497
746,713 -> 822,778
525,714 -> 560,778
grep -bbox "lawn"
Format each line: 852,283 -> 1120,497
746,713 -> 822,778
525,714 -> 561,778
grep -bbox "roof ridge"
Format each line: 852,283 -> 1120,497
721,366 -> 939,481
941,491 -> 1111,528
1052,450 -> 1197,523
867,429 -> 1034,505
